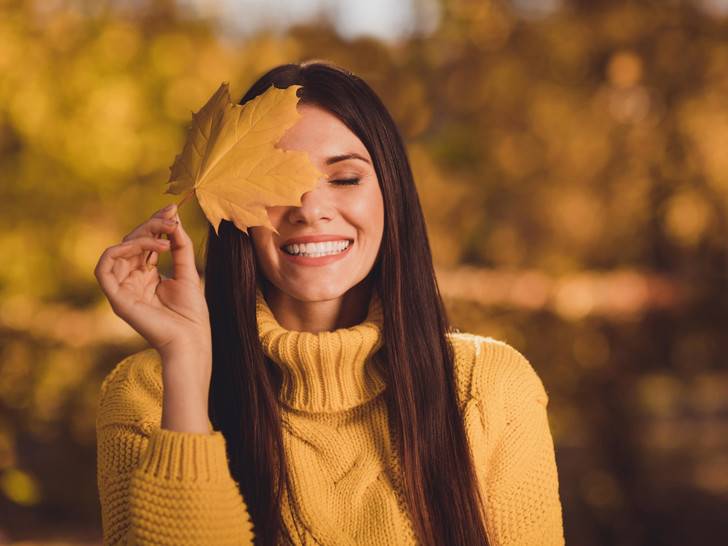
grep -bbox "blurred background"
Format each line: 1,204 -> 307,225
1,0 -> 727,544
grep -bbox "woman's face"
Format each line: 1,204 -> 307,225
249,103 -> 384,302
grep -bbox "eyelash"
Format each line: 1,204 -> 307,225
331,177 -> 360,185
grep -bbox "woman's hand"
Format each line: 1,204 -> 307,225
94,203 -> 212,361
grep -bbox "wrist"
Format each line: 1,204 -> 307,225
158,340 -> 212,363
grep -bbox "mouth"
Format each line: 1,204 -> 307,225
278,238 -> 355,266
279,238 -> 354,257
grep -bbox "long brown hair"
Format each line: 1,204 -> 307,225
204,60 -> 489,546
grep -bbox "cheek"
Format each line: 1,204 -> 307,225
265,207 -> 287,225
347,186 -> 384,234
248,228 -> 274,264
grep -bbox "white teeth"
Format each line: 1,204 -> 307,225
283,240 -> 351,256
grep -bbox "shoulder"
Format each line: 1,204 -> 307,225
447,331 -> 549,412
96,347 -> 164,430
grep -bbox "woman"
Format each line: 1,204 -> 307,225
94,60 -> 565,546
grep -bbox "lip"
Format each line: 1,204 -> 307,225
279,234 -> 354,247
279,238 -> 354,267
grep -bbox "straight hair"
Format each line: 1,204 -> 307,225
204,60 -> 490,546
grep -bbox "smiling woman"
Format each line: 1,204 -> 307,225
250,103 -> 384,331
94,60 -> 565,546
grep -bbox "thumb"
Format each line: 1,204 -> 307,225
167,212 -> 199,284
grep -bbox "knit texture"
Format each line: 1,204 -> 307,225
96,287 -> 565,545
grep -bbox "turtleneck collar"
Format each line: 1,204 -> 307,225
255,286 -> 386,414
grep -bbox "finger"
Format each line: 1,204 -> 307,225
166,212 -> 199,284
114,235 -> 169,271
123,240 -> 162,272
119,203 -> 177,243
95,238 -> 170,298
111,253 -> 131,284
154,203 -> 178,219
122,216 -> 180,243
110,248 -> 158,283
101,239 -> 168,292
137,248 -> 160,270
126,205 -> 179,266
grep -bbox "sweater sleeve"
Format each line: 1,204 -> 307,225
476,342 -> 565,546
96,350 -> 255,545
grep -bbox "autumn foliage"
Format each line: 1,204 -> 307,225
0,0 -> 727,544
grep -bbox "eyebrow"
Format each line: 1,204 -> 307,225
324,153 -> 371,166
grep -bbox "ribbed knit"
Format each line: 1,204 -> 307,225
96,287 -> 565,545
256,285 -> 386,413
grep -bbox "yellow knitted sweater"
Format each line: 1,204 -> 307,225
96,287 -> 565,545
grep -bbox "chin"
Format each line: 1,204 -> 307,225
289,285 -> 350,302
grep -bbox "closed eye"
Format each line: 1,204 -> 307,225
331,178 -> 360,185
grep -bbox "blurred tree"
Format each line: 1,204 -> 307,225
0,0 -> 726,544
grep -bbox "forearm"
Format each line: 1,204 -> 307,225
161,349 -> 213,433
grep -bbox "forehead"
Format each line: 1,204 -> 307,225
276,103 -> 371,161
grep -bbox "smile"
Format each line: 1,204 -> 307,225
282,240 -> 351,257
279,239 -> 354,267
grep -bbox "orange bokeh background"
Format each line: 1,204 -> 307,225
1,0 -> 726,544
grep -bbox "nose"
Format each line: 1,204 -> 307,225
286,181 -> 335,225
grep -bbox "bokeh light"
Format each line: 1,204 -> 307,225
1,0 -> 727,544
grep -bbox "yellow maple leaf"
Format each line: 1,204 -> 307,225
164,82 -> 325,236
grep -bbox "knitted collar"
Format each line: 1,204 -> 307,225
255,285 -> 386,414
